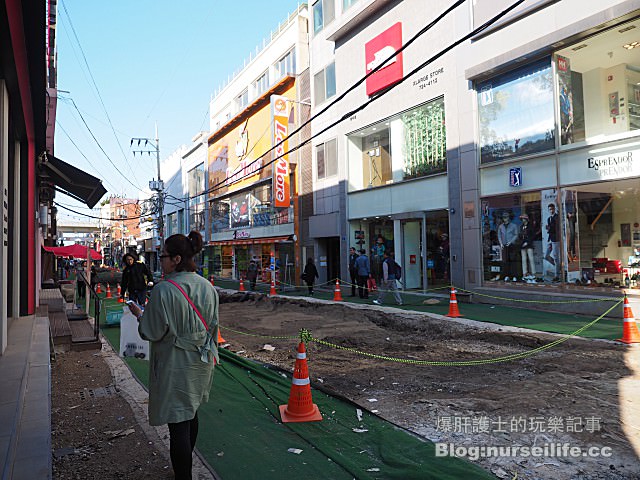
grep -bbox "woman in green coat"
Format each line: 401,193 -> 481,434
128,231 -> 218,480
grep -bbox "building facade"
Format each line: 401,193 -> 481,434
206,4 -> 310,286
462,0 -> 640,298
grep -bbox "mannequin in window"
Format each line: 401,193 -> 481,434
498,211 -> 519,281
519,213 -> 536,283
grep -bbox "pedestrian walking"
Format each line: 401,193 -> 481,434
121,253 -> 152,305
373,251 -> 402,306
355,249 -> 371,299
348,247 -> 358,297
127,231 -> 218,480
247,259 -> 258,290
302,257 -> 319,295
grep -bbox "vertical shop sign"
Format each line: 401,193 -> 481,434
557,55 -> 575,144
271,95 -> 290,208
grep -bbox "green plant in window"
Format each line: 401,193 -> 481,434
402,100 -> 446,179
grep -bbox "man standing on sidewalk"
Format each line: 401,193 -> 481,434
355,249 -> 371,299
348,247 -> 358,297
373,251 -> 402,306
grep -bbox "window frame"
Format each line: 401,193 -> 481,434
313,61 -> 336,105
315,138 -> 337,180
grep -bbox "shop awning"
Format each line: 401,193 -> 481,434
40,154 -> 107,208
209,235 -> 292,246
42,244 -> 102,260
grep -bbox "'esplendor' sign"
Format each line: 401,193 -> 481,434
587,151 -> 634,176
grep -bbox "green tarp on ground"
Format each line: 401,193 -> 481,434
100,319 -> 492,479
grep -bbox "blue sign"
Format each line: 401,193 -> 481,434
509,167 -> 522,187
427,259 -> 434,269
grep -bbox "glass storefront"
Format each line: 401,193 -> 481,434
478,18 -> 640,291
555,19 -> 640,147
482,181 -> 640,287
347,97 -> 446,191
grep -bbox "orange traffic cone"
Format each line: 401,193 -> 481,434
217,328 -> 226,344
239,276 -> 246,292
270,277 -> 277,296
105,284 -> 113,299
209,275 -> 215,286
96,283 -> 102,294
117,283 -> 122,296
333,279 -> 343,301
279,342 -> 322,423
618,294 -> 640,344
446,287 -> 461,318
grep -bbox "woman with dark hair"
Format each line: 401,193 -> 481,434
302,257 -> 319,295
127,231 -> 218,480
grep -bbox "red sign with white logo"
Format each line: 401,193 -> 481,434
365,23 -> 403,96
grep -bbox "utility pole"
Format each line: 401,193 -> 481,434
131,125 -> 164,270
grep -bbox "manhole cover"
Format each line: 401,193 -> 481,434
79,384 -> 119,400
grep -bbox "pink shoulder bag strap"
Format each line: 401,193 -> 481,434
165,279 -> 208,330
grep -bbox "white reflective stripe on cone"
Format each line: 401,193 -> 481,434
292,377 -> 310,386
624,318 -> 637,322
296,352 -> 306,359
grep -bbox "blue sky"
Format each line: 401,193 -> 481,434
55,0 -> 304,219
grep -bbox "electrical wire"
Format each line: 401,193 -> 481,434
178,0 -> 526,203
54,201 -> 152,221
59,0 -> 144,187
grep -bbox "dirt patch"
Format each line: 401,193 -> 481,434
218,291 -> 640,480
51,349 -> 172,479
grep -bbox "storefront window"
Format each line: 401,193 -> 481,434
348,99 -> 446,191
555,19 -> 640,146
401,98 -> 446,178
482,181 -> 640,288
478,59 -> 555,163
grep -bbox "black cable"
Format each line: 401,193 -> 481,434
177,0 -> 525,203
55,201 -> 153,221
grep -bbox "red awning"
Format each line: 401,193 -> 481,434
208,235 -> 291,246
42,244 -> 102,260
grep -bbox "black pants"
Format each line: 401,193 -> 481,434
349,271 -> 357,296
305,279 -> 314,294
357,275 -> 369,298
168,413 -> 199,480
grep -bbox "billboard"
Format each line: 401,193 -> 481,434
271,95 -> 290,208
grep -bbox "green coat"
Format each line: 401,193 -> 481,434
138,271 -> 219,426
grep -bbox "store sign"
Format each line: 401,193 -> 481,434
559,145 -> 640,185
509,167 -> 522,187
365,23 -> 403,96
233,230 -> 250,239
271,95 -> 290,208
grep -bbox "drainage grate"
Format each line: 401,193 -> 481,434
79,384 -> 119,400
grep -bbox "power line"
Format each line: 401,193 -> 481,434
55,120 -> 119,192
177,0 -> 525,204
59,0 -> 144,188
55,201 -> 152,221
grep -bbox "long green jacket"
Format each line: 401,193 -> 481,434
138,271 -> 219,426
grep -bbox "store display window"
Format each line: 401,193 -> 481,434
554,19 -> 640,146
482,180 -> 640,288
347,97 -> 447,191
477,59 -> 555,164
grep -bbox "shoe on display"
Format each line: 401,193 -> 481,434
504,277 -> 510,282
373,299 -> 381,305
491,275 -> 501,281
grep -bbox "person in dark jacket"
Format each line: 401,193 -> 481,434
302,257 -> 319,295
121,253 -> 152,305
247,259 -> 258,290
348,247 -> 358,297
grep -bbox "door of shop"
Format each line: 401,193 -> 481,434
402,220 -> 422,289
325,237 -> 340,284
